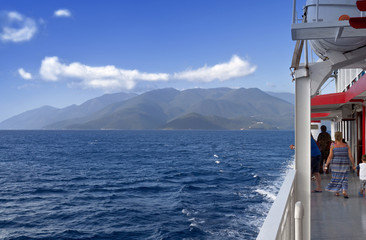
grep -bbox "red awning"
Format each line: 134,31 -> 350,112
311,73 -> 366,120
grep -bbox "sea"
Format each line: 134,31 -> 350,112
0,130 -> 294,240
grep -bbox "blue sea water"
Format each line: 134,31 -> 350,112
0,130 -> 294,240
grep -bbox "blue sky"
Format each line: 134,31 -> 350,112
0,0 -> 307,122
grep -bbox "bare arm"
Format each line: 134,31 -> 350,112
325,146 -> 334,168
348,145 -> 356,170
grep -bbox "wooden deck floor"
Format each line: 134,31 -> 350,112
311,171 -> 366,239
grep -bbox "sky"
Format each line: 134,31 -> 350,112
0,0 -> 313,122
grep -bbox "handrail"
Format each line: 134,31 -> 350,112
256,169 -> 296,240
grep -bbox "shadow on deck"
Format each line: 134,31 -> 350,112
311,172 -> 366,239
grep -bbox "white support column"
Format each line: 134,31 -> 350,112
331,120 -> 335,141
363,106 -> 366,156
295,76 -> 311,240
352,120 -> 356,161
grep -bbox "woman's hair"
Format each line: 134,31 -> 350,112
362,154 -> 366,162
335,131 -> 343,141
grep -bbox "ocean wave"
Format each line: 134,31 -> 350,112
0,130 -> 294,240
254,189 -> 277,201
32,187 -> 66,194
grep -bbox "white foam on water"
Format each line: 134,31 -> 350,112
181,209 -> 190,216
182,208 -> 199,217
188,217 -> 205,224
215,160 -> 220,164
187,216 -> 206,232
88,140 -> 98,145
224,213 -> 236,218
287,155 -> 295,169
255,189 -> 276,201
189,222 -> 198,228
249,158 -> 296,233
233,191 -> 245,197
213,154 -> 219,158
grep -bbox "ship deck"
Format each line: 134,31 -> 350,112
311,172 -> 366,239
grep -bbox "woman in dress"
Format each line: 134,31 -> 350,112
324,131 -> 356,198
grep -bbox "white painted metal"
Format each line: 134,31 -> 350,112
293,0 -> 297,24
305,45 -> 366,96
295,73 -> 311,240
316,0 -> 319,23
258,1 -> 366,239
337,68 -> 363,92
294,201 -> 304,240
292,21 -> 366,40
352,120 -> 357,162
331,120 -> 336,140
306,0 -> 359,22
305,0 -> 366,59
256,170 -> 296,240
311,122 -> 321,139
345,121 -> 348,140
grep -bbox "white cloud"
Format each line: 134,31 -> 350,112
54,9 -> 71,18
18,68 -> 32,80
0,11 -> 37,42
39,56 -> 170,90
38,55 -> 256,91
8,12 -> 23,21
173,55 -> 256,82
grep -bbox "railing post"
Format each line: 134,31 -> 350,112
290,187 -> 295,240
295,201 -> 304,240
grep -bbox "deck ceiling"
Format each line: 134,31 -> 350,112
311,111 -> 342,121
311,73 -> 366,120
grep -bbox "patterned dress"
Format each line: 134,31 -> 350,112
325,146 -> 350,192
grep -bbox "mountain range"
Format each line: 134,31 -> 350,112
0,88 -> 294,130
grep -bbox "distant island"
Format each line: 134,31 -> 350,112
0,88 -> 294,130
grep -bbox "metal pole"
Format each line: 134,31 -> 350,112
363,105 -> 366,155
295,201 -> 304,240
295,74 -> 311,240
305,40 -> 308,69
316,0 -> 319,22
293,0 -> 297,24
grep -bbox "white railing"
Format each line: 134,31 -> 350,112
256,169 -> 297,240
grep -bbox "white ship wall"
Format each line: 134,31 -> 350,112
336,68 -> 364,92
